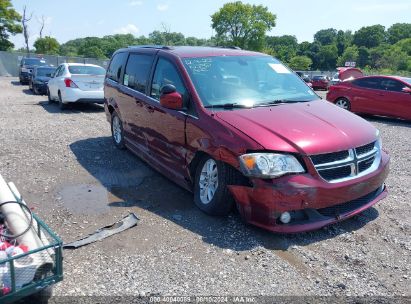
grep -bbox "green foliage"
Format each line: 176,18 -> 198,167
211,1 -> 276,50
265,35 -> 298,63
288,56 -> 312,70
336,30 -> 352,56
336,46 -> 359,67
314,28 -> 337,45
353,25 -> 386,48
394,38 -> 411,56
354,47 -> 369,68
387,23 -> 411,44
0,0 -> 22,51
34,36 -> 60,55
318,44 -> 338,70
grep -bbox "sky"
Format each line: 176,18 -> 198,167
10,0 -> 411,48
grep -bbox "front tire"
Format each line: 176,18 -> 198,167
194,156 -> 239,216
335,98 -> 351,110
111,112 -> 125,149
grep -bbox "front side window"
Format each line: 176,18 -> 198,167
380,79 -> 407,92
151,58 -> 187,101
123,53 -> 154,93
183,56 -> 316,108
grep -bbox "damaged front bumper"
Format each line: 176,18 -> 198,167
229,152 -> 389,233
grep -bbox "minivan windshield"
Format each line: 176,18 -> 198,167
183,56 -> 317,108
22,58 -> 47,66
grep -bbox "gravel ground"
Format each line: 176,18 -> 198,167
0,78 -> 410,301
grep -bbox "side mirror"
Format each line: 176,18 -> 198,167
159,84 -> 183,110
402,87 -> 411,94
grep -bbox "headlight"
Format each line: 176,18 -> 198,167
239,153 -> 305,178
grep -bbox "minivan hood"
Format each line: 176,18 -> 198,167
216,100 -> 377,155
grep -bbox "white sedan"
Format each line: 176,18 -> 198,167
47,63 -> 106,109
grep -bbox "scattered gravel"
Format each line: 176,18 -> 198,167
0,78 -> 410,300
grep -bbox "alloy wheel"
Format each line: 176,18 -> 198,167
112,115 -> 122,144
199,159 -> 219,204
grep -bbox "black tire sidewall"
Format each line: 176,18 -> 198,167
111,112 -> 126,149
58,92 -> 66,110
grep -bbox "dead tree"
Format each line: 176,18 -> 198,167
38,15 -> 46,39
21,6 -> 33,54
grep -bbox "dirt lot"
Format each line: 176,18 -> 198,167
0,77 -> 410,300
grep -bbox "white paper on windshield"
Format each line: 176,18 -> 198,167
268,63 -> 291,74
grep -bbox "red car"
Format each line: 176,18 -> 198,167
104,46 -> 389,233
327,75 -> 411,121
311,75 -> 330,90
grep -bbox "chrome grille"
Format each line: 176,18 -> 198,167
310,141 -> 380,183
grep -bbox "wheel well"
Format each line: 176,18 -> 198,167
188,151 -> 252,188
335,96 -> 349,102
188,151 -> 208,183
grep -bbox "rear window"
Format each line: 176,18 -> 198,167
22,58 -> 47,66
68,65 -> 105,75
36,67 -> 56,77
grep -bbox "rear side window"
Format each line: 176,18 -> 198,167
353,78 -> 383,90
123,53 -> 154,93
107,52 -> 128,82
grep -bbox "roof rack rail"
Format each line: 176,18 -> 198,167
214,46 -> 242,50
127,45 -> 173,50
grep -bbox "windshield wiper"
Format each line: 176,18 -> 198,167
254,100 -> 310,107
204,103 -> 252,109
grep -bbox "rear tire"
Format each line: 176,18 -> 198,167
335,98 -> 351,111
111,112 -> 125,149
194,156 -> 240,216
58,92 -> 67,110
47,89 -> 53,103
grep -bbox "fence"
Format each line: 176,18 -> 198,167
0,51 -> 109,77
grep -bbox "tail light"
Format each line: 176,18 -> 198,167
64,78 -> 78,88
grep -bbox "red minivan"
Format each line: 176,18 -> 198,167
104,46 -> 389,233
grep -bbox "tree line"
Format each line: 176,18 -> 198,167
1,0 -> 410,73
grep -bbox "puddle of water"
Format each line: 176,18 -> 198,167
59,184 -> 111,215
59,184 -> 147,215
